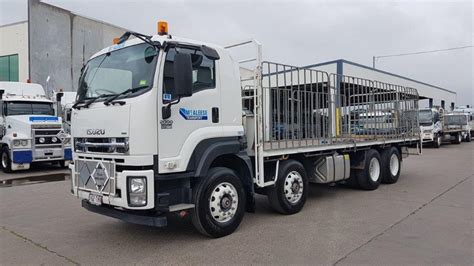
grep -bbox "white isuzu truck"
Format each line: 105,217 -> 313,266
419,107 -> 444,148
70,23 -> 420,237
0,82 -> 72,172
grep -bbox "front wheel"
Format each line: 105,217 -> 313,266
1,146 -> 12,173
433,135 -> 442,148
267,160 -> 308,215
191,167 -> 246,238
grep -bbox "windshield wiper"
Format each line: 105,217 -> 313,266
75,94 -> 113,109
103,85 -> 149,106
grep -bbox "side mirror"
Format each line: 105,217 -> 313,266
174,53 -> 193,98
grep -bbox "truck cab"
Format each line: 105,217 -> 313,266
0,82 -> 72,172
443,112 -> 471,143
419,107 -> 443,147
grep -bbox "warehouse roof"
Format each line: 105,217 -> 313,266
305,59 -> 456,94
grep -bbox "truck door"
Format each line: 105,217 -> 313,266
158,46 -> 221,173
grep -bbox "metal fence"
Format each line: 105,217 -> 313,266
243,61 -> 419,152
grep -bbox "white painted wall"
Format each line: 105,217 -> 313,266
0,21 -> 29,82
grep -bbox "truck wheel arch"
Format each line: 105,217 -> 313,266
188,137 -> 255,212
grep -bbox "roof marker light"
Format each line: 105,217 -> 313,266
113,37 -> 120,44
157,21 -> 168,36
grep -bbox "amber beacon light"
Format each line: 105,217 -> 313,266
157,21 -> 168,35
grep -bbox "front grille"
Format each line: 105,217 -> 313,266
33,128 -> 63,147
75,137 -> 129,154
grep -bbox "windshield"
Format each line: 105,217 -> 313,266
5,101 -> 54,116
77,43 -> 158,102
418,110 -> 433,124
445,115 -> 467,125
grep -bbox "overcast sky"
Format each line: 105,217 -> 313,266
1,0 -> 472,105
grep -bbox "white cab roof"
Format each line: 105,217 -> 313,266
0,82 -> 51,102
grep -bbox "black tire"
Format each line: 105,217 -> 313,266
191,167 -> 246,238
380,147 -> 401,184
452,133 -> 462,144
267,160 -> 308,215
354,149 -> 382,190
1,146 -> 12,173
433,134 -> 442,148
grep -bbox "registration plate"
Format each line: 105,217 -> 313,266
88,193 -> 102,206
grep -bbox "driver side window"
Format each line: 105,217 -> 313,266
163,47 -> 216,102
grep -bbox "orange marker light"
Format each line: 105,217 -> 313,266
113,37 -> 120,44
157,21 -> 168,36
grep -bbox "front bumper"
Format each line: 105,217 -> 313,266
82,200 -> 167,227
71,160 -> 155,210
12,147 -> 72,163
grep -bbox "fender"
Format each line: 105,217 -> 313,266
188,137 -> 243,177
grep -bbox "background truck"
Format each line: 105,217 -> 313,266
70,24 -> 420,238
418,107 -> 444,148
52,91 -> 77,134
0,82 -> 72,172
453,106 -> 474,138
442,112 -> 471,143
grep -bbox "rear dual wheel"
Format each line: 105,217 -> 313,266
380,147 -> 401,184
354,149 -> 382,190
452,133 -> 462,144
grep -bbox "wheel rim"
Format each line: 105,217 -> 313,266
437,137 -> 441,146
458,134 -> 461,142
209,182 -> 238,223
2,152 -> 8,169
283,171 -> 304,204
369,157 -> 381,182
389,154 -> 399,176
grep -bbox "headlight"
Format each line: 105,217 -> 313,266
128,177 -> 147,207
20,140 -> 28,146
13,140 -> 20,146
39,137 -> 45,144
52,137 -> 58,143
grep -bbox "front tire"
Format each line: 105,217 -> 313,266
1,146 -> 12,173
191,167 -> 246,238
433,134 -> 442,148
380,147 -> 401,184
355,149 -> 382,190
267,160 -> 308,215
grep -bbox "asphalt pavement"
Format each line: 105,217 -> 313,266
0,142 -> 472,265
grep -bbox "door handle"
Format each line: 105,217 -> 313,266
212,107 -> 219,123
